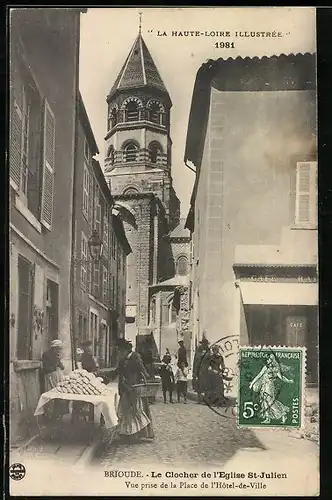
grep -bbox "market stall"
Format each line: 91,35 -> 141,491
34,369 -> 119,445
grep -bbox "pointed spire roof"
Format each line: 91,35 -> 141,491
108,34 -> 170,100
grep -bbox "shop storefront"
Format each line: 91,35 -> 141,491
234,264 -> 318,386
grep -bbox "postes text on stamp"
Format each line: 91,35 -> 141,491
237,346 -> 305,429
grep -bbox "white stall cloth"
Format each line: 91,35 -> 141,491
34,386 -> 119,429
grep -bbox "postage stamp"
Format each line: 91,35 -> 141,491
237,346 -> 306,429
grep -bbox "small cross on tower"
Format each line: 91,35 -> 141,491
138,12 -> 142,35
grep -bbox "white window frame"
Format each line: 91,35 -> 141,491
93,262 -> 100,297
40,99 -> 56,230
82,163 -> 90,218
103,211 -> 109,257
112,275 -> 115,306
294,161 -> 318,228
95,202 -> 101,235
102,265 -> 108,303
80,232 -> 88,290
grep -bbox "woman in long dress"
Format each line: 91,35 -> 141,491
193,338 -> 211,403
42,339 -> 65,390
206,345 -> 227,407
249,353 -> 294,424
41,339 -> 67,418
116,341 -> 154,441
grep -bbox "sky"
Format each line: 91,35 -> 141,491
79,7 -> 316,217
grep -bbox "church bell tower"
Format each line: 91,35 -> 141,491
104,27 -> 177,223
103,23 -> 180,345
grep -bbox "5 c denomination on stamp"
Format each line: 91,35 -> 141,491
238,346 -> 306,429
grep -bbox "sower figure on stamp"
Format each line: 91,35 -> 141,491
249,353 -> 294,424
159,357 -> 175,403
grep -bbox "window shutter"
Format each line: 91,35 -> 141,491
295,161 -> 317,226
40,99 -> 55,230
10,97 -> 23,190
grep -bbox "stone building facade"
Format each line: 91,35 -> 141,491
9,8 -> 85,443
185,54 -> 318,389
73,95 -> 131,369
103,31 -> 190,359
149,220 -> 191,361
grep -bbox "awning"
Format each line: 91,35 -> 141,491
239,282 -> 318,306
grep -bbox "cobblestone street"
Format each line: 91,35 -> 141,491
96,392 -> 264,469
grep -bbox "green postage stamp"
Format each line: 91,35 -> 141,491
238,346 -> 306,428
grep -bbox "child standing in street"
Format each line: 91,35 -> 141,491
159,358 -> 175,403
175,361 -> 189,403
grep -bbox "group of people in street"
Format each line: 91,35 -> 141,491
192,336 -> 229,407
159,340 -> 189,404
41,334 -> 229,445
41,339 -> 99,391
41,339 -> 101,422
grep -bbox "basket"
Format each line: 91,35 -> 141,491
131,382 -> 160,398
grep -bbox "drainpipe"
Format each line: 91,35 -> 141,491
69,12 -> 81,371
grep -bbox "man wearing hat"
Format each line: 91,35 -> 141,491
177,339 -> 188,368
81,340 -> 99,374
42,339 -> 65,391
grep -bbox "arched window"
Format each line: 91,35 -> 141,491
148,141 -> 162,164
123,187 -> 139,195
124,142 -> 139,162
150,297 -> 156,324
147,100 -> 165,125
177,256 -> 188,276
125,101 -> 139,122
107,106 -> 118,130
149,102 -> 160,123
107,145 -> 115,164
111,108 -> 117,127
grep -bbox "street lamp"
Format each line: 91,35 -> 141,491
70,230 -> 103,369
88,230 -> 103,262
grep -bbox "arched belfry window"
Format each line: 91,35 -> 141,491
149,141 -> 162,164
124,142 -> 139,163
147,100 -> 165,125
126,101 -> 139,122
107,145 -> 115,163
176,256 -> 188,276
108,106 -> 118,130
111,108 -> 117,127
149,103 -> 160,123
123,187 -> 139,195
